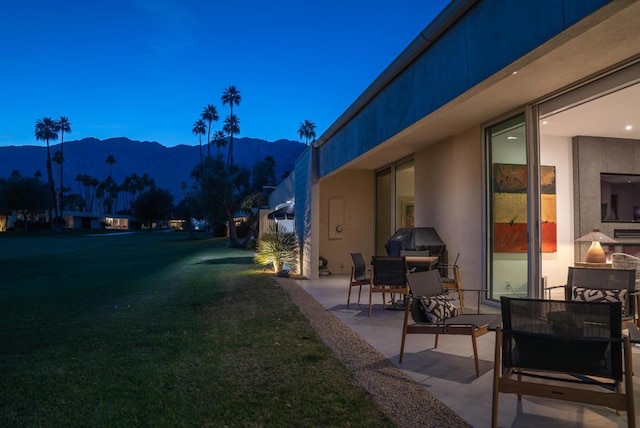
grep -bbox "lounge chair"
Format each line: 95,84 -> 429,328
492,297 -> 635,427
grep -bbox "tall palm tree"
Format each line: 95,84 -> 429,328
52,150 -> 64,209
106,154 -> 116,177
201,105 -> 219,158
212,130 -> 227,158
223,114 -> 240,166
297,119 -> 317,146
221,86 -> 241,165
34,117 -> 59,227
54,116 -> 71,218
192,119 -> 207,165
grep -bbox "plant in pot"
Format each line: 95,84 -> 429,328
255,223 -> 298,274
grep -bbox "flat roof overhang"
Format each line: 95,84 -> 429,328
322,0 -> 640,173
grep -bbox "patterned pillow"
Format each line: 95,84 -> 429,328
572,287 -> 628,315
420,295 -> 460,323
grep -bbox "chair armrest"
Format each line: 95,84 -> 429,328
453,288 -> 489,314
542,284 -> 567,299
626,322 -> 640,343
543,284 -> 567,291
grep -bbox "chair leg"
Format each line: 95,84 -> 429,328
399,299 -> 412,364
471,330 -> 480,377
382,291 -> 386,310
434,334 -> 439,349
491,327 -> 502,428
368,285 -> 373,317
623,337 -> 636,427
347,284 -> 352,309
357,284 -> 362,303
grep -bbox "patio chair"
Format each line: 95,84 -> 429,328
399,270 -> 501,376
437,252 -> 464,311
545,267 -> 637,328
492,297 -> 635,428
369,256 -> 410,317
612,252 -> 640,284
612,254 -> 640,325
347,252 -> 370,308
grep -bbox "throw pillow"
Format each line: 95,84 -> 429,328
420,295 -> 460,323
572,287 -> 628,315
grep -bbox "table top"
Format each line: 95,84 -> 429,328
404,256 -> 439,264
574,262 -> 612,269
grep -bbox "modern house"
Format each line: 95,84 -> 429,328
267,0 -> 640,303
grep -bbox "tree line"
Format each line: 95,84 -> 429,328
1,84 -> 317,244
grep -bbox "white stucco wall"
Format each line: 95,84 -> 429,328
540,134 -> 574,289
414,127 -> 483,293
319,170 -> 375,276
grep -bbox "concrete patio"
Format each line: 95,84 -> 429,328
295,274 -> 640,427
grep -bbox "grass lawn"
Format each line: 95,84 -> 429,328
0,230 -> 393,427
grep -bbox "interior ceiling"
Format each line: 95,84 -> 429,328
498,82 -> 640,142
540,82 -> 640,139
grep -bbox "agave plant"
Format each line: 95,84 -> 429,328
255,223 -> 298,273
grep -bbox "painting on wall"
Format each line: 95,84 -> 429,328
493,164 -> 557,253
401,200 -> 414,228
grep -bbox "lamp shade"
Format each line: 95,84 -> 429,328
575,229 -> 616,263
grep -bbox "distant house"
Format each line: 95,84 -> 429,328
62,211 -> 131,230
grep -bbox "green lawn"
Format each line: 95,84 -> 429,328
0,231 -> 393,427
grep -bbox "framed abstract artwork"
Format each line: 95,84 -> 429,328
493,164 -> 556,253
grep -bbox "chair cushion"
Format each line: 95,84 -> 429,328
572,286 -> 628,315
420,295 -> 460,323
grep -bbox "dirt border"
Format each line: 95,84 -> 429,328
275,277 -> 470,428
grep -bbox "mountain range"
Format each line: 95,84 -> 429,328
0,137 -> 306,202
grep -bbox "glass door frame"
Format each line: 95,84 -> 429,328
483,109 -> 543,302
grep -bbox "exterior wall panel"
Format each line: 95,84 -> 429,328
318,0 -> 611,178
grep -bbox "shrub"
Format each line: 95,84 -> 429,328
255,224 -> 298,273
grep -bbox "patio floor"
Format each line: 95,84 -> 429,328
295,274 -> 640,427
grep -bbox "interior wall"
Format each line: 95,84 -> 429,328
414,127 -> 483,293
540,135 -> 574,289
573,136 -> 640,259
319,170 -> 375,275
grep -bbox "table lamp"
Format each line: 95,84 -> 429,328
575,229 -> 617,263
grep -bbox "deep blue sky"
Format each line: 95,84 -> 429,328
1,0 -> 449,147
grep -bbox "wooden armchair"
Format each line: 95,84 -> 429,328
545,267 -> 637,328
437,252 -> 464,311
399,270 -> 501,376
492,297 -> 635,427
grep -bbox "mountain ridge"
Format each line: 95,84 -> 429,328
0,136 -> 306,202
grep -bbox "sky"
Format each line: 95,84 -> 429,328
0,0 -> 450,148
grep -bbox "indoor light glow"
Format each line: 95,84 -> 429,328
626,125 -> 633,131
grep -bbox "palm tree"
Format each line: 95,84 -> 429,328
192,119 -> 207,165
52,150 -> 63,209
106,154 -> 116,177
223,114 -> 240,166
54,116 -> 71,218
221,86 -> 241,165
297,119 -> 317,146
201,105 -> 219,158
212,130 -> 227,158
34,117 -> 59,227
